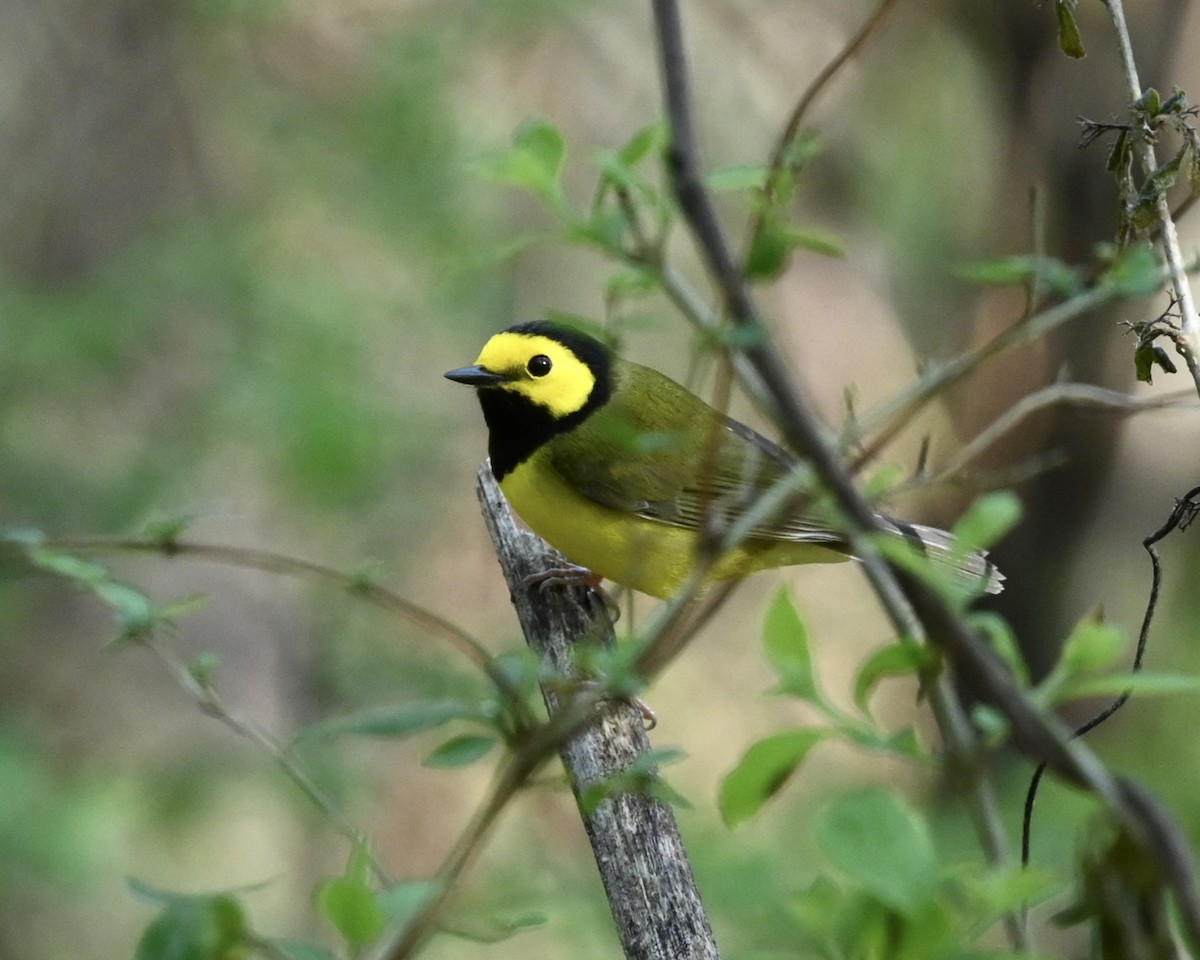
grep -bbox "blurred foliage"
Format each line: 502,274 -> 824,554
4,0 -> 1200,959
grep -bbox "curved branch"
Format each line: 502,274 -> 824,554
43,536 -> 535,730
745,0 -> 899,264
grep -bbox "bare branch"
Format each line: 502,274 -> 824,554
1103,0 -> 1200,395
922,383 -> 1196,487
473,463 -> 719,960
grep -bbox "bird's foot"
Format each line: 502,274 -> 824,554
522,563 -> 620,621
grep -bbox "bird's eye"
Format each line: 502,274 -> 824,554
527,354 -> 553,377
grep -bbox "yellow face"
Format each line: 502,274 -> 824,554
473,331 -> 597,418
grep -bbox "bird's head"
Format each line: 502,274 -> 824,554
444,320 -> 613,419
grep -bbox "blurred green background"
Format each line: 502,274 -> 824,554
3,1 -> 1200,957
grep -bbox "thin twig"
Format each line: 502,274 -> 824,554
847,278 -> 1159,472
44,536 -> 535,730
1022,483 -> 1200,867
744,0 -> 899,266
1103,0 -> 1200,396
920,383 -> 1196,487
139,634 -> 390,884
366,743 -> 552,960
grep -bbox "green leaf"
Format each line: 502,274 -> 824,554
140,513 -> 192,548
841,724 -> 925,760
967,611 -> 1028,685
719,728 -> 827,827
789,875 -> 845,946
762,587 -> 820,702
814,787 -> 939,914
953,491 -> 1022,556
784,225 -> 844,259
443,912 -> 547,943
22,545 -> 194,644
579,748 -> 690,815
293,700 -> 486,744
853,643 -> 930,713
780,129 -> 825,170
346,839 -> 374,886
474,118 -> 567,204
569,208 -> 628,251
157,594 -> 209,623
594,150 -> 654,201
955,254 -> 1082,297
970,704 -> 1011,747
127,877 -> 270,905
1059,609 -> 1124,675
706,164 -> 768,192
94,580 -> 157,639
1055,670 -> 1200,702
946,862 -> 1060,918
746,222 -> 790,280
860,464 -> 905,501
317,876 -> 384,946
746,222 -> 844,281
1037,609 -> 1126,704
605,266 -> 659,303
1102,244 -> 1161,297
1055,0 -> 1086,59
27,546 -> 109,583
188,652 -> 221,688
1,526 -> 45,548
423,734 -> 496,768
134,895 -> 247,960
1134,341 -> 1177,383
1134,87 -> 1162,116
616,122 -> 666,167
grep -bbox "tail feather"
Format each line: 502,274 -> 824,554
885,518 -> 1005,595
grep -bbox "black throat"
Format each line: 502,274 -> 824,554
480,342 -> 612,482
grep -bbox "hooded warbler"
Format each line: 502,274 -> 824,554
446,321 -> 1002,599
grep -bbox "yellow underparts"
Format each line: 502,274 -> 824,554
499,451 -> 849,599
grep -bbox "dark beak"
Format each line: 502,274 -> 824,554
444,364 -> 511,386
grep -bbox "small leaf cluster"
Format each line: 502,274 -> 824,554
1036,609 -> 1200,708
718,587 -> 927,831
1053,0 -> 1086,60
718,491 -> 1025,831
1079,87 -> 1200,245
715,587 -> 1059,959
129,851 -> 541,960
5,528 -> 205,648
1125,308 -> 1186,385
473,117 -> 840,332
789,788 -> 1054,960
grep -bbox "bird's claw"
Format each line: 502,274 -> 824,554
522,563 -> 621,621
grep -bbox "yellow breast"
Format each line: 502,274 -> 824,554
497,450 -> 847,599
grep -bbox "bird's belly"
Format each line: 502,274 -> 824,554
497,455 -> 848,599
498,455 -> 696,598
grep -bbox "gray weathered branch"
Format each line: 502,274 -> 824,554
475,462 -> 719,960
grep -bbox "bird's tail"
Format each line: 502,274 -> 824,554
883,518 -> 1005,595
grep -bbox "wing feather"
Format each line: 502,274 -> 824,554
546,360 -> 843,545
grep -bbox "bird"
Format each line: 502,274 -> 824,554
445,320 -> 1002,600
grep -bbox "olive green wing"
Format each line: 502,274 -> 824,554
546,360 -> 1003,592
546,361 -> 843,544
